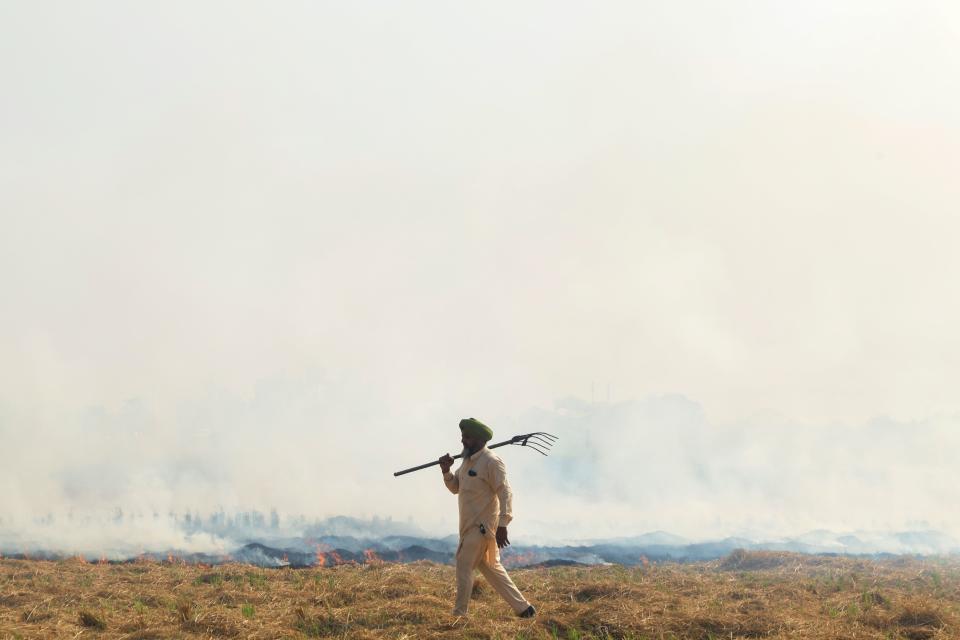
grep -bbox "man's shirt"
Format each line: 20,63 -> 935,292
443,446 -> 514,538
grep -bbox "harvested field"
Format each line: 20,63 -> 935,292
2,552 -> 960,639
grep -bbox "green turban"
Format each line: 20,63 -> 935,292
459,417 -> 493,442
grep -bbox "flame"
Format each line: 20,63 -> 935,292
313,545 -> 356,567
315,543 -> 332,567
502,551 -> 538,568
282,553 -> 289,563
640,555 -> 650,567
363,549 -> 381,564
167,553 -> 174,564
98,555 -> 108,565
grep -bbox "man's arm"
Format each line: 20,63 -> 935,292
487,457 -> 513,548
439,454 -> 458,494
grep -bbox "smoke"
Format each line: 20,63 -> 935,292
3,2 -> 960,556
4,378 -> 959,555
508,396 -> 960,542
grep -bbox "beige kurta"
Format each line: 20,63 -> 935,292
443,446 -> 513,537
443,446 -> 530,616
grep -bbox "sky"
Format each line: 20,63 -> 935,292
2,1 -> 960,548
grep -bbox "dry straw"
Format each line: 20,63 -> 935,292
1,551 -> 958,638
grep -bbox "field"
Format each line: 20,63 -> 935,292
2,551 -> 959,639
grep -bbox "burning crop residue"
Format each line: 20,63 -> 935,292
501,549 -> 540,568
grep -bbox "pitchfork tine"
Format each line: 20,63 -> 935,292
522,438 -> 551,454
531,431 -> 558,442
524,443 -> 549,456
526,435 -> 554,448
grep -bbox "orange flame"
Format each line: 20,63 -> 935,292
363,549 -> 381,564
99,555 -> 108,565
167,553 -> 174,564
315,542 -> 338,567
502,551 -> 537,568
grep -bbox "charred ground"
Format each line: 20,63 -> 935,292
2,551 -> 959,639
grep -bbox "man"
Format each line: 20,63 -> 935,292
439,417 -> 536,618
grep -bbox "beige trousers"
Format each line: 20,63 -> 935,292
453,527 -> 530,616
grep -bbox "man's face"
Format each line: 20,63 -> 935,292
461,433 -> 484,455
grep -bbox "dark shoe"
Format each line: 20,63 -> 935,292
518,605 -> 536,618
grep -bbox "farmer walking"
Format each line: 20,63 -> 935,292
439,418 -> 536,618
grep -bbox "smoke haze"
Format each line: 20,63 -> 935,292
2,1 -> 960,553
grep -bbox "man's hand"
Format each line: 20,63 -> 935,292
496,526 -> 510,549
439,454 -> 454,474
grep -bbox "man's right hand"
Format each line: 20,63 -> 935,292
439,454 -> 454,474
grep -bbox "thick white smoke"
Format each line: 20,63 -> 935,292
4,381 -> 959,554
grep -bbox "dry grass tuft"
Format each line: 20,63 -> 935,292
4,553 -> 960,638
174,598 -> 193,623
573,582 -> 630,602
78,609 -> 106,630
721,548 -> 802,571
294,610 -> 352,637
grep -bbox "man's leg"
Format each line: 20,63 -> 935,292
453,529 -> 487,616
477,541 -> 532,615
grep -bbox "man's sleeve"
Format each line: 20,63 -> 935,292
443,470 -> 459,494
487,457 -> 513,527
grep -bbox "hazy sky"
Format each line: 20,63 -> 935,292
2,2 -> 959,545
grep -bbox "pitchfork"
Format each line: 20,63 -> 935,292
393,432 -> 558,477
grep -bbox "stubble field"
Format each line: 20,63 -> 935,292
2,551 -> 959,639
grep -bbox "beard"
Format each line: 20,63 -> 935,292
461,445 -> 473,458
